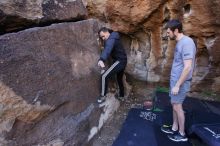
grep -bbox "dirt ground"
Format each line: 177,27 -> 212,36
91,84 -> 219,146
91,92 -> 139,146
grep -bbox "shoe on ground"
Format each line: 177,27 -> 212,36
97,96 -> 106,104
168,132 -> 188,142
161,125 -> 177,134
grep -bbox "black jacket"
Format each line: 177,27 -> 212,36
99,32 -> 127,63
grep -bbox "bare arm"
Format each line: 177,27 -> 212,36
171,59 -> 192,95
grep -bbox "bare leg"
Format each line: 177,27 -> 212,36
172,103 -> 178,131
174,103 -> 185,135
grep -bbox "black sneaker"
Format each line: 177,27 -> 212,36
168,132 -> 188,142
97,96 -> 106,104
161,125 -> 177,134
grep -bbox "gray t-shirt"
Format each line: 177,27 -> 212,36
170,35 -> 196,81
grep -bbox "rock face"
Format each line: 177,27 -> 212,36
0,0 -> 87,34
0,19 -> 102,146
1,0 -> 220,145
86,0 -> 220,92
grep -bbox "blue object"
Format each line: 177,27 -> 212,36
112,108 -> 192,146
191,124 -> 220,146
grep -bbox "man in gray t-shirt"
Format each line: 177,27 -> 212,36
160,20 -> 196,142
171,36 -> 196,82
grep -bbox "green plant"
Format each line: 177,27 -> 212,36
156,86 -> 169,93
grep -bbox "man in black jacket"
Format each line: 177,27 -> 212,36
97,27 -> 127,103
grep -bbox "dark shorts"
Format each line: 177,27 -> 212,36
169,80 -> 191,104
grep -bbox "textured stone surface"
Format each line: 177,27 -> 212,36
87,0 -> 220,92
1,0 -> 220,145
0,0 -> 87,34
0,19 -> 102,145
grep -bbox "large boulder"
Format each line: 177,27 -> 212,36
0,0 -> 87,34
0,19 -> 102,145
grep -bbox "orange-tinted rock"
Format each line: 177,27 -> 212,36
87,0 -> 220,92
0,19 -> 101,145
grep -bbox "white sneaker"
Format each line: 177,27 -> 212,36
97,96 -> 106,104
